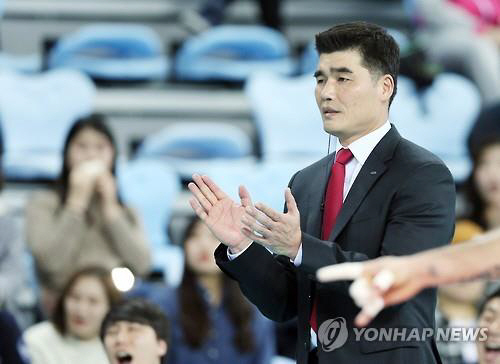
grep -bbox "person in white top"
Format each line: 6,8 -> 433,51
24,266 -> 122,364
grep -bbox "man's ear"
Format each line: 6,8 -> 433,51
378,74 -> 394,104
157,339 -> 167,357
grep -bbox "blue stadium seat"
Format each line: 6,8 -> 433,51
117,159 -> 183,284
0,69 -> 95,180
390,74 -> 481,181
135,121 -> 256,180
174,25 -> 296,82
0,54 -> 41,73
245,71 -> 329,161
48,24 -> 169,81
299,41 -> 317,75
206,159 -> 314,212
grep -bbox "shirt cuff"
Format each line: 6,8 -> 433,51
227,242 -> 253,260
292,244 -> 303,266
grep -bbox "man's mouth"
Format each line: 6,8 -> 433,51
116,351 -> 133,364
323,108 -> 340,117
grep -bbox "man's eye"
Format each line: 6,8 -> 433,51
338,77 -> 349,82
316,78 -> 324,84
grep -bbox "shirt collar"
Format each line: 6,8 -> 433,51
335,121 -> 391,166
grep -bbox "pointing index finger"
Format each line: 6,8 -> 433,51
316,262 -> 364,282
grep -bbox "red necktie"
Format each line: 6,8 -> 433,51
310,148 -> 353,333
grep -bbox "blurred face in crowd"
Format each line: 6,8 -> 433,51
314,48 -> 393,145
64,275 -> 110,340
104,321 -> 167,364
475,143 -> 500,209
67,127 -> 114,170
478,297 -> 500,364
185,220 -> 221,276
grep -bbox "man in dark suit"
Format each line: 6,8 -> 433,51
188,21 -> 455,364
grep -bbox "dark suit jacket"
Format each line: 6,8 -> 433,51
215,126 -> 456,364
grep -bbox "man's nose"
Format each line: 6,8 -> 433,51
321,79 -> 336,101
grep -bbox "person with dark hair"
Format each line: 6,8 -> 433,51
25,114 -> 151,315
464,102 -> 500,230
317,102 -> 500,328
133,216 -> 275,364
477,287 -> 500,364
188,21 -> 455,364
427,103 -> 500,364
23,266 -> 121,364
101,298 -> 168,364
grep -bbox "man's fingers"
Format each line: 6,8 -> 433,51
255,202 -> 281,222
241,215 -> 269,238
316,262 -> 364,282
372,270 -> 395,293
285,188 -> 299,215
241,227 -> 266,245
382,283 -> 420,306
245,206 -> 275,229
201,174 -> 228,200
354,297 -> 384,327
188,182 -> 213,212
189,198 -> 208,221
239,185 -> 254,208
349,278 -> 385,327
193,174 -> 218,205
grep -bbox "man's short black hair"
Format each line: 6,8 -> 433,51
100,298 -> 169,344
315,21 -> 400,106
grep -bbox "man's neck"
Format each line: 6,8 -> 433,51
338,118 -> 388,147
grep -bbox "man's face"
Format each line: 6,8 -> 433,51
478,297 -> 500,364
314,48 -> 392,145
104,321 -> 167,364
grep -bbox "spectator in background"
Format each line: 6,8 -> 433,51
181,0 -> 282,33
464,102 -> 500,232
436,102 -> 500,363
24,266 -> 121,364
136,216 -> 275,364
0,123 -> 31,319
435,223 -> 485,364
101,298 -> 169,364
476,287 -> 500,364
25,114 -> 151,315
412,0 -> 500,103
0,310 -> 31,364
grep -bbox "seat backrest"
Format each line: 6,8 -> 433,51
117,159 -> 181,247
245,71 -> 328,160
0,69 -> 95,154
390,73 -> 481,180
174,25 -> 295,81
49,23 -> 165,68
136,122 -> 252,160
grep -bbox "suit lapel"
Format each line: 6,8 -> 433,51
306,154 -> 335,237
329,126 -> 401,242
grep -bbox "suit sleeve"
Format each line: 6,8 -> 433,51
299,162 -> 456,275
214,172 -> 300,323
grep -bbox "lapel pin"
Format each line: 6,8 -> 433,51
370,171 -> 377,175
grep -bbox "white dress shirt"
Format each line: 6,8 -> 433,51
228,121 -> 392,263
